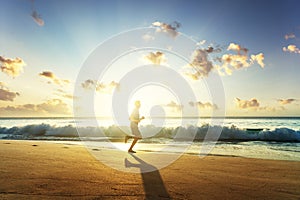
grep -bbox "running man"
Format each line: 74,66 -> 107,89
125,100 -> 144,153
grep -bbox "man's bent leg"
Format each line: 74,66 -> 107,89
128,137 -> 139,153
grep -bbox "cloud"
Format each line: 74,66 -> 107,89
81,79 -> 120,93
235,97 -> 290,113
221,54 -> 249,69
222,43 -> 250,70
39,71 -> 70,86
37,99 -> 70,114
235,98 -> 260,110
183,42 -> 265,79
55,89 -> 77,100
277,98 -> 297,105
164,101 -> 183,112
259,105 -> 285,112
217,43 -> 265,76
144,51 -> 166,65
0,99 -> 71,117
81,79 -> 95,90
196,40 -> 206,46
0,56 -> 26,77
30,0 -> 44,26
283,44 -> 300,54
284,33 -> 296,40
185,49 -> 214,79
142,33 -> 155,42
152,21 -> 181,38
39,71 -> 55,79
0,90 -> 19,102
205,46 -> 221,53
0,82 -> 20,101
227,43 -> 248,55
189,101 -> 218,110
31,10 -> 44,26
182,42 -> 265,79
250,53 -> 265,68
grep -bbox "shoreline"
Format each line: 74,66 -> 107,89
1,140 -> 300,199
2,139 -> 300,162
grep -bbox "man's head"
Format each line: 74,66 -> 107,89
134,100 -> 141,108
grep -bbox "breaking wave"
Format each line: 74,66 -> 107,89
0,123 -> 299,142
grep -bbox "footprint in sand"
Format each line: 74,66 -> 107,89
92,148 -> 101,151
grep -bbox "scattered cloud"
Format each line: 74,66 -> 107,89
0,90 -> 18,102
0,82 -> 20,101
189,101 -> 218,110
37,99 -> 70,115
196,40 -> 206,46
222,43 -> 250,69
31,10 -> 44,26
250,53 -> 265,68
0,99 -> 71,117
81,79 -> 120,93
235,97 -> 286,112
277,98 -> 297,105
227,43 -> 248,55
144,51 -> 166,65
163,101 -> 183,112
81,79 -> 95,90
55,89 -> 77,100
184,49 -> 214,79
205,46 -> 221,53
283,44 -> 300,54
30,0 -> 44,26
152,21 -> 181,38
259,105 -> 285,112
221,53 -> 249,69
142,33 -> 155,42
39,71 -> 70,86
183,42 -> 265,79
235,98 -> 260,110
284,33 -> 296,40
217,43 -> 265,76
0,56 -> 26,77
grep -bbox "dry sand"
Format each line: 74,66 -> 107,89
0,140 -> 299,199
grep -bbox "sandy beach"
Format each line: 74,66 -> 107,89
0,140 -> 299,200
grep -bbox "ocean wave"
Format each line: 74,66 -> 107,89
0,123 -> 299,142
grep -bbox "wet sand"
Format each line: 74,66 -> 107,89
0,140 -> 299,199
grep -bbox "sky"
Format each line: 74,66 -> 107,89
0,0 -> 300,117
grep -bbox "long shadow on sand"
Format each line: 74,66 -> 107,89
124,154 -> 171,199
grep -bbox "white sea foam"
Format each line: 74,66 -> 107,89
1,123 -> 299,142
1,120 -> 299,161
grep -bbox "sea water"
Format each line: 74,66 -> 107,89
0,117 -> 299,161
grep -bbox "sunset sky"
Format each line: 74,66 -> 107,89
0,0 -> 300,117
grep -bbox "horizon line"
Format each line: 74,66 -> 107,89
1,116 -> 300,119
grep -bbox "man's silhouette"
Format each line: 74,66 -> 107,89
125,100 -> 144,153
